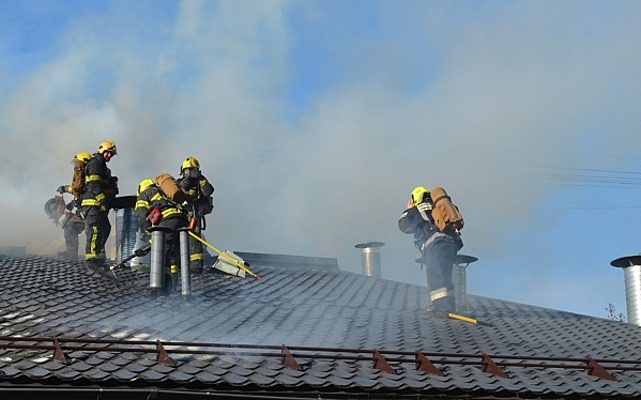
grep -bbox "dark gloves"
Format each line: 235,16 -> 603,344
417,202 -> 432,213
134,246 -> 151,257
56,185 -> 67,194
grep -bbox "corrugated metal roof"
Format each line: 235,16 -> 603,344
0,254 -> 640,399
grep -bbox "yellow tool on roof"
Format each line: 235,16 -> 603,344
447,312 -> 493,326
187,231 -> 261,280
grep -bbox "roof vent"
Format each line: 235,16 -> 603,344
355,242 -> 384,278
611,254 -> 641,325
453,255 -> 478,312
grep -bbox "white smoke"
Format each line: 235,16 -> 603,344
1,1 -> 640,316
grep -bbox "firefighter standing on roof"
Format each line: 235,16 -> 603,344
135,177 -> 187,293
398,186 -> 463,314
177,156 -> 214,274
54,152 -> 92,261
79,140 -> 118,268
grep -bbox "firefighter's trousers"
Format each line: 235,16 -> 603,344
63,216 -> 85,258
188,217 -> 205,274
423,238 -> 460,312
83,208 -> 111,262
154,216 -> 187,294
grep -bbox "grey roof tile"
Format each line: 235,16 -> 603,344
273,373 -> 303,387
224,372 -> 250,386
229,366 -> 255,377
112,368 -> 138,382
83,368 -> 110,381
3,256 -> 641,398
140,369 -> 167,383
352,376 -> 380,389
248,373 -> 276,386
11,360 -> 36,370
151,363 -> 177,374
177,364 -> 201,375
168,369 -> 194,383
97,361 -> 121,373
195,371 -> 223,384
83,355 -> 106,366
204,364 -> 229,375
24,366 -> 51,379
56,367 -> 81,381
327,375 -> 355,388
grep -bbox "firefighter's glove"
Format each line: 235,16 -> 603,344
417,202 -> 432,213
56,185 -> 67,194
134,246 -> 150,257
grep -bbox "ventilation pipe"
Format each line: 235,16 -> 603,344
111,196 -> 138,264
611,255 -> 641,325
115,207 -> 138,264
452,254 -> 478,312
355,242 -> 384,278
149,228 -> 168,292
179,228 -> 191,297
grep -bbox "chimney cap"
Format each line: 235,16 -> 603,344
455,254 -> 478,265
611,255 -> 641,268
415,254 -> 478,265
355,242 -> 385,249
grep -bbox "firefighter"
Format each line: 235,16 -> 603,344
177,156 -> 214,274
79,140 -> 118,268
398,186 -> 463,314
54,152 -> 91,260
135,177 -> 188,293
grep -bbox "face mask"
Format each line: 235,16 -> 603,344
187,169 -> 200,179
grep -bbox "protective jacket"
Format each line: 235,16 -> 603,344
136,182 -> 187,291
177,175 -> 214,216
135,184 -> 186,229
80,153 -> 117,212
177,175 -> 213,272
399,200 -> 462,312
398,205 -> 462,253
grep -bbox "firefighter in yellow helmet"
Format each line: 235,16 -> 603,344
398,186 -> 463,314
79,140 -> 119,269
52,152 -> 92,260
135,177 -> 188,294
177,156 -> 214,274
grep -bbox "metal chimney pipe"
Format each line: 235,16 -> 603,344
611,255 -> 641,325
115,207 -> 138,264
179,229 -> 191,297
149,228 -> 167,291
452,255 -> 478,312
355,242 -> 385,278
110,196 -> 137,262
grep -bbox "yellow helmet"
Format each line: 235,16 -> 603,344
137,178 -> 155,196
72,152 -> 92,163
97,140 -> 117,155
411,186 -> 430,206
180,156 -> 200,174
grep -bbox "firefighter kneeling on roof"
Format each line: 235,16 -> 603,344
135,175 -> 188,295
54,152 -> 92,261
398,186 -> 463,314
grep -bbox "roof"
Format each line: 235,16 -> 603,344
0,253 -> 641,399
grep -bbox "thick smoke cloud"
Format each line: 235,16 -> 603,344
1,1 -> 641,315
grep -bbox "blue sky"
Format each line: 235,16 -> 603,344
1,0 -> 641,319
